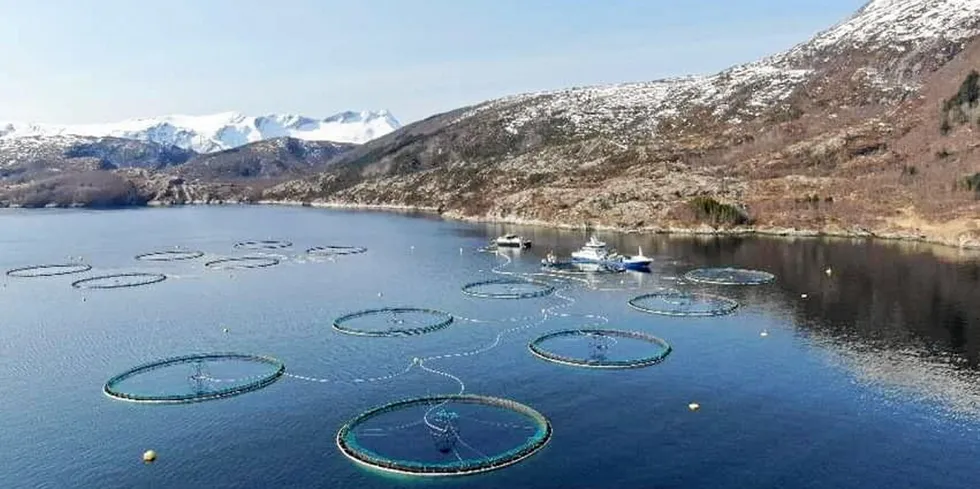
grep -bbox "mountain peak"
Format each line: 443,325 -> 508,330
794,0 -> 980,55
0,110 -> 401,153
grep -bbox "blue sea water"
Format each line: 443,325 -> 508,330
1,206 -> 979,488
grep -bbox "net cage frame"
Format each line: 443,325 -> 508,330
233,240 -> 293,250
204,256 -> 281,270
306,245 -> 368,256
5,263 -> 92,278
627,288 -> 740,317
682,267 -> 776,286
332,307 -> 455,337
460,278 -> 555,300
103,352 -> 286,404
71,272 -> 168,289
336,393 -> 552,476
528,328 -> 673,369
134,250 -> 205,262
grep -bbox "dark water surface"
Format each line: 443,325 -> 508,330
2,206 -> 979,488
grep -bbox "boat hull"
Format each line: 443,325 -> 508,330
497,242 -> 531,248
622,261 -> 652,271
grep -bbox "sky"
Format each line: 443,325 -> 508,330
0,0 -> 867,125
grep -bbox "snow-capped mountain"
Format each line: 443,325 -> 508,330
452,0 -> 980,140
0,110 -> 401,154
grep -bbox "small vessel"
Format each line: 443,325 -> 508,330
620,246 -> 653,271
571,235 -> 620,263
495,234 -> 532,248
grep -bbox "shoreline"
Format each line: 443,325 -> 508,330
10,198 -> 980,253
263,199 -> 980,252
229,199 -> 980,252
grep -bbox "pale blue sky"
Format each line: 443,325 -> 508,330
0,0 -> 865,125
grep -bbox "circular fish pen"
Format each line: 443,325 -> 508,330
307,245 -> 368,256
683,267 -> 775,286
336,394 -> 551,476
460,278 -> 555,299
102,353 -> 286,404
204,256 -> 280,270
103,352 -> 285,404
135,250 -> 205,262
6,263 -> 92,278
333,307 -> 454,337
528,329 -> 672,369
71,272 -> 168,289
628,289 -> 739,317
233,240 -> 293,250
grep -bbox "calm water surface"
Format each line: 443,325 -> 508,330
2,206 -> 979,488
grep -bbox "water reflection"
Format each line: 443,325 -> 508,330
467,222 -> 980,415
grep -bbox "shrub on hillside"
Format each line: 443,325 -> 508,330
688,196 -> 750,226
940,70 -> 980,134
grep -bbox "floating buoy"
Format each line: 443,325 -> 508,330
760,330 -> 769,337
378,292 -> 383,297
459,248 -> 463,254
222,327 -> 230,333
801,293 -> 808,299
143,450 -> 157,463
824,267 -> 832,276
688,402 -> 700,412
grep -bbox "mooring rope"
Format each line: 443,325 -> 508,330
281,358 -> 417,384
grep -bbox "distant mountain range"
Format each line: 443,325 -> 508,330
0,110 -> 400,153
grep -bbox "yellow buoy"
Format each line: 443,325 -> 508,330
688,402 -> 700,412
143,450 -> 157,463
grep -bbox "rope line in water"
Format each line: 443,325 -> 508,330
284,358 -> 418,384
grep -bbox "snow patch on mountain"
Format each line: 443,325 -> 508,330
455,0 -> 980,139
0,110 -> 401,153
800,0 -> 980,52
464,64 -> 810,138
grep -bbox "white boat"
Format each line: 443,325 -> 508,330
621,246 -> 653,270
495,234 -> 531,248
571,235 -> 620,263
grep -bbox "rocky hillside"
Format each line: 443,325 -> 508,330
0,135 -> 192,182
0,136 -> 354,207
261,0 -> 980,248
173,137 -> 356,182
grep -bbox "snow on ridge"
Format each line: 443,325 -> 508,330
781,0 -> 980,59
455,0 -> 980,137
463,64 -> 811,137
0,110 -> 402,153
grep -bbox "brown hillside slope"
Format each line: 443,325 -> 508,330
264,0 -> 980,248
